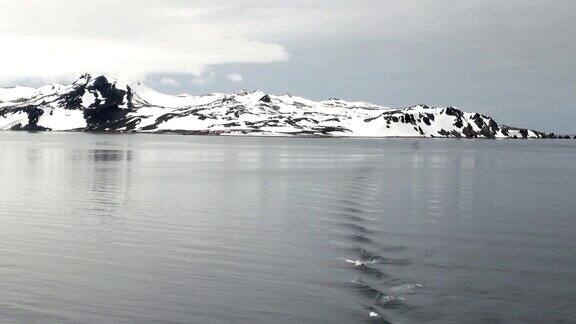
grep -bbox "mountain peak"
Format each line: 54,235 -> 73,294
73,73 -> 127,88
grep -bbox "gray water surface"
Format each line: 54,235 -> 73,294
1,133 -> 575,323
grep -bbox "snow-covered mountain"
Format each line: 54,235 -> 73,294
0,74 -> 569,138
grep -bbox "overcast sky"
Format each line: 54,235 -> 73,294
1,0 -> 574,132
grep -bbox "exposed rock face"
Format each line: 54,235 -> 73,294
7,106 -> 48,131
81,75 -> 133,130
0,74 -> 568,138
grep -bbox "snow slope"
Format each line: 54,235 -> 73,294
0,74 -> 568,139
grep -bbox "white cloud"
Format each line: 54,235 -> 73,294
0,1 -> 289,82
147,6 -> 235,19
191,71 -> 216,86
227,73 -> 244,82
192,78 -> 207,86
159,77 -> 178,86
0,32 -> 287,82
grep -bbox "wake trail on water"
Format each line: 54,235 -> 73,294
318,167 -> 423,322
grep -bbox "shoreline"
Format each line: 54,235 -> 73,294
0,129 -> 574,140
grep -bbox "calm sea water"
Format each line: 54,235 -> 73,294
0,133 -> 575,323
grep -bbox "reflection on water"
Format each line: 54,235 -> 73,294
0,133 -> 575,324
90,149 -> 132,162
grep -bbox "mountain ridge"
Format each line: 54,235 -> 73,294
0,74 -> 572,139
